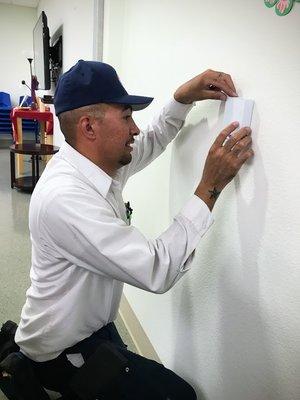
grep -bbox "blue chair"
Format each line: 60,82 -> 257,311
0,92 -> 12,135
0,92 -> 11,109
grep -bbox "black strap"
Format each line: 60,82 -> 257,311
0,352 -> 50,400
69,341 -> 129,400
0,321 -> 19,362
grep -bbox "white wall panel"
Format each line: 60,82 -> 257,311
103,1 -> 300,399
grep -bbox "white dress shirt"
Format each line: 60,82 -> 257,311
15,99 -> 214,361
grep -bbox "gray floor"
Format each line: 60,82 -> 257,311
0,136 -> 136,399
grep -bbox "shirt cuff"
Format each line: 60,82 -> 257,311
179,195 -> 214,234
165,98 -> 195,121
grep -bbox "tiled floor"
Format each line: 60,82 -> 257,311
0,138 -> 136,399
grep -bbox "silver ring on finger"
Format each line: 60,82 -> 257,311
224,137 -> 238,151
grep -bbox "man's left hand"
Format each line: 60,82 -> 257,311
174,69 -> 238,104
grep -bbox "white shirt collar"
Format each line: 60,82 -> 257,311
57,141 -> 113,198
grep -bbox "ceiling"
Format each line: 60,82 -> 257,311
0,0 -> 39,7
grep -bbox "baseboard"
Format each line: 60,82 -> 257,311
118,294 -> 161,363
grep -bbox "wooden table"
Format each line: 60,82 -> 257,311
10,143 -> 59,192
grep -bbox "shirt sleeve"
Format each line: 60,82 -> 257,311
41,189 -> 213,294
122,98 -> 194,181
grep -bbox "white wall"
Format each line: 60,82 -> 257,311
0,4 -> 37,106
103,1 -> 300,399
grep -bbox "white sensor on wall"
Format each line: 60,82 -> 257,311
223,97 -> 254,132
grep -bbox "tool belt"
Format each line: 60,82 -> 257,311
0,321 -> 130,400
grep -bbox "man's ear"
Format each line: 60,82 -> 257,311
79,116 -> 97,141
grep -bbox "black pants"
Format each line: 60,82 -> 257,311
30,323 -> 197,399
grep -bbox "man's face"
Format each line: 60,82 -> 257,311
93,104 -> 140,171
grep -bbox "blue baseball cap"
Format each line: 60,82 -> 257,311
54,60 -> 154,115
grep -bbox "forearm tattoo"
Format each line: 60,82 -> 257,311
208,187 -> 221,199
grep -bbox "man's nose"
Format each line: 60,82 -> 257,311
131,120 -> 140,136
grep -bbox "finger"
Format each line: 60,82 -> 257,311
208,85 -> 221,91
201,89 -> 227,101
237,142 -> 254,159
222,73 -> 237,96
213,122 -> 240,148
223,127 -> 251,151
236,148 -> 255,165
230,136 -> 252,156
209,77 -> 237,97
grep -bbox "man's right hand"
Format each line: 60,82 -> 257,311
195,122 -> 254,211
